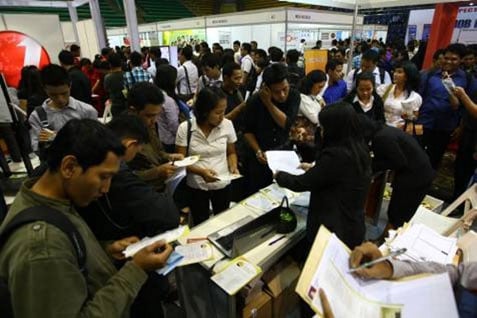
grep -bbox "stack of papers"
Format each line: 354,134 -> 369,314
216,173 -> 243,181
388,223 -> 458,264
409,206 -> 459,236
123,226 -> 189,258
265,151 -> 304,175
242,192 -> 279,215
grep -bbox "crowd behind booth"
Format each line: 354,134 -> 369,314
0,34 -> 476,318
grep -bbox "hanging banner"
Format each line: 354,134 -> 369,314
304,49 -> 328,74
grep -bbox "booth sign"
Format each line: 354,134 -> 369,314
0,31 -> 50,88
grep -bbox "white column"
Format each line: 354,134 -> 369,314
89,0 -> 107,49
347,0 -> 359,72
67,1 -> 80,45
123,0 -> 140,52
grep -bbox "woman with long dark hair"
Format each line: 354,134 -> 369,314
376,61 -> 422,128
290,70 -> 327,162
175,87 -> 239,225
17,65 -> 47,117
276,102 -> 371,249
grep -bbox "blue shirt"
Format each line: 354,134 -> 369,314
323,80 -> 347,105
418,69 -> 473,131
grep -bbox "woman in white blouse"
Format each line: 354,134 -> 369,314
291,70 -> 327,162
376,61 -> 422,128
175,87 -> 239,225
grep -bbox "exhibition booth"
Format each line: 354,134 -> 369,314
105,7 -> 363,51
406,5 -> 477,45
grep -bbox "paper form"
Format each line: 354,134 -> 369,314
175,242 -> 214,266
389,224 -> 458,264
123,226 -> 189,258
260,182 -> 298,203
241,192 -> 279,215
265,151 -> 304,175
173,155 -> 200,167
409,206 -> 459,235
211,258 -> 262,295
308,235 -> 401,317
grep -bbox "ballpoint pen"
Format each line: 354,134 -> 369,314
268,235 -> 286,246
348,248 -> 407,273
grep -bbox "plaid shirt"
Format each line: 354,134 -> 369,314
123,66 -> 152,89
352,54 -> 362,70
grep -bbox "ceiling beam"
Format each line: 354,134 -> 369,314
0,0 -> 90,8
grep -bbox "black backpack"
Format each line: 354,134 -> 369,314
0,206 -> 87,317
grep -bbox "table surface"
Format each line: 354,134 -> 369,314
178,183 -> 309,272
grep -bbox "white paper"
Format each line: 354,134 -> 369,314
242,192 -> 279,215
260,182 -> 297,203
173,155 -> 200,167
216,173 -> 243,181
265,150 -> 304,175
211,259 -> 261,295
410,206 -> 458,235
123,226 -> 188,258
389,224 -> 458,264
175,242 -> 214,266
165,167 -> 186,195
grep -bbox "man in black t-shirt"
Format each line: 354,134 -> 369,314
243,63 -> 300,195
58,50 -> 92,105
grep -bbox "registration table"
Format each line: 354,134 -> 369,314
175,183 -> 308,318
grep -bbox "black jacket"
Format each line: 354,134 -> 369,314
276,147 -> 371,248
371,125 -> 434,189
344,92 -> 385,124
68,67 -> 92,105
79,162 -> 180,241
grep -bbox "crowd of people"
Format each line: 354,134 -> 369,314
1,35 -> 476,317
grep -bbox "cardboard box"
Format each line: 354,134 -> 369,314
242,291 -> 272,318
262,257 -> 301,318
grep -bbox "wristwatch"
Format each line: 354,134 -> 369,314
256,149 -> 263,159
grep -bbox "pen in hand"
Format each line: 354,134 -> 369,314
348,248 -> 407,273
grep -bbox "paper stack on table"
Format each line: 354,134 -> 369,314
265,150 -> 304,175
388,223 -> 458,264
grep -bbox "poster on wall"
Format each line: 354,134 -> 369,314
408,25 -> 417,40
452,6 -> 477,44
163,30 -> 206,46
218,31 -> 231,47
304,49 -> 327,74
422,24 -> 431,41
0,31 -> 51,88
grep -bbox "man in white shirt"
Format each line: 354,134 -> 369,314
176,46 -> 199,100
146,47 -> 161,78
345,49 -> 391,93
233,40 -> 241,64
240,42 -> 254,89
